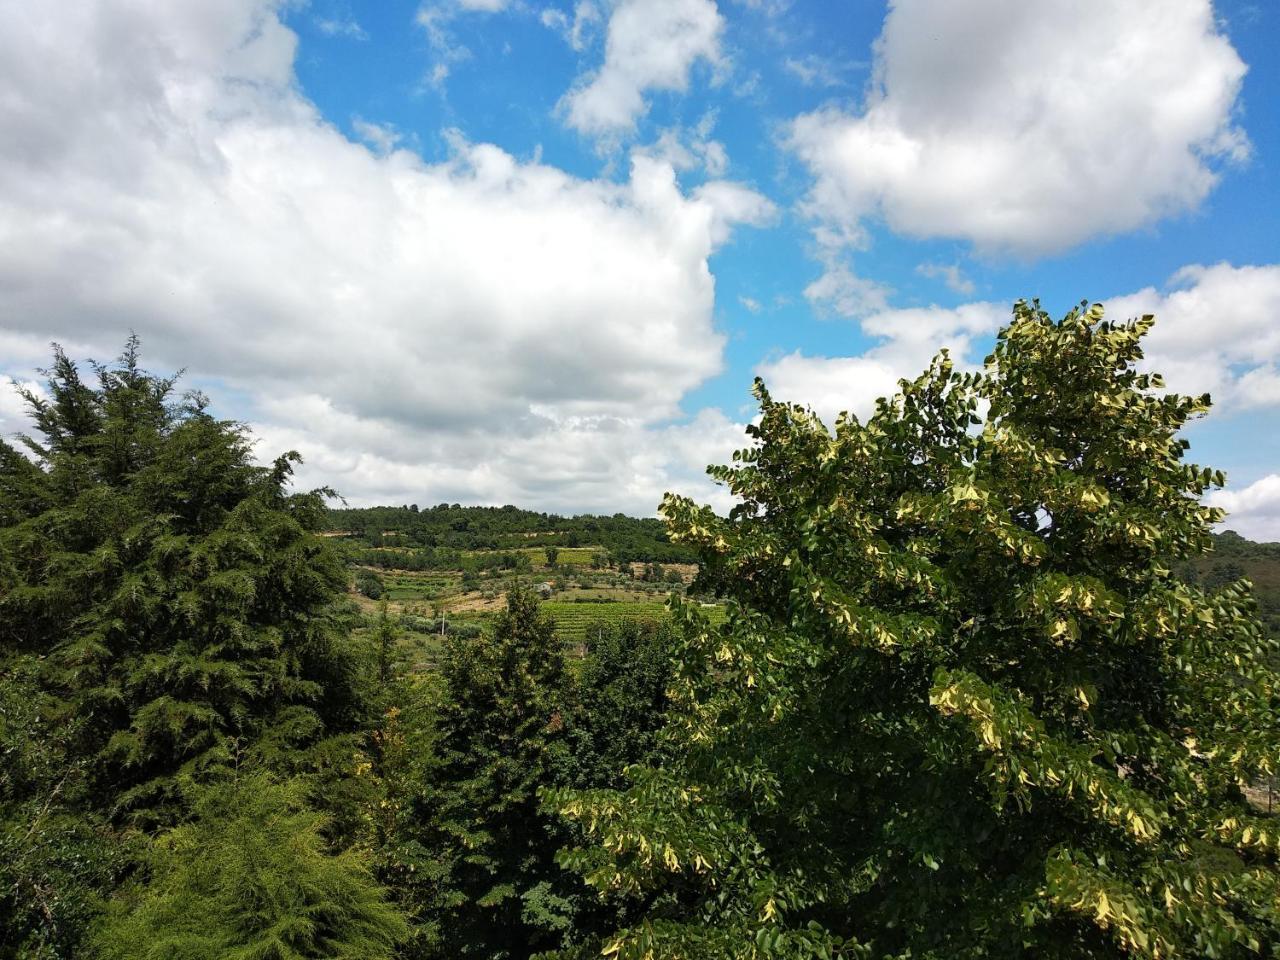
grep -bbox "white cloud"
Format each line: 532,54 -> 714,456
788,0 -> 1248,257
256,403 -> 745,517
764,261 -> 1280,425
738,296 -> 761,313
691,180 -> 777,245
560,0 -> 724,137
916,262 -> 974,297
783,54 -> 856,89
315,16 -> 368,40
1207,475 -> 1280,542
757,302 -> 1006,423
541,1 -> 601,51
803,258 -> 892,320
0,377 -> 43,447
0,0 -> 770,514
638,113 -> 730,176
1106,263 -> 1280,412
352,117 -> 403,155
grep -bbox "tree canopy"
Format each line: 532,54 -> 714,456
552,301 -> 1280,959
0,340 -> 386,956
0,338 -> 360,826
93,774 -> 406,960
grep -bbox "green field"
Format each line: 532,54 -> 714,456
542,600 -> 726,641
461,546 -> 601,567
379,570 -> 460,601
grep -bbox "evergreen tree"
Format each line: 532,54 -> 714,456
375,598 -> 398,688
93,774 -> 406,959
400,588 -> 581,958
552,302 -> 1280,958
0,340 -> 360,826
568,619 -> 677,788
0,659 -> 129,960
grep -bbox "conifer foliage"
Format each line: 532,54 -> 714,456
552,303 -> 1280,958
0,338 -> 357,825
93,774 -> 406,959
1,340 -> 392,957
401,587 -> 580,958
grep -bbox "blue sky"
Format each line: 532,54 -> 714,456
1,0 -> 1278,535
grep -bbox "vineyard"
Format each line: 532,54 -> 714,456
380,570 -> 459,601
542,600 -> 727,642
460,546 -> 601,566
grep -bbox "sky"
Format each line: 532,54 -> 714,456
1,0 -> 1278,536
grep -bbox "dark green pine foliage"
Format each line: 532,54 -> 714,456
0,339 -> 359,826
92,774 -> 407,959
0,659 -> 131,960
404,588 -> 582,959
568,619 -> 678,788
551,303 -> 1280,958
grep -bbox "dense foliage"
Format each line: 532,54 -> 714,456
327,503 -> 696,563
4,306 -> 1278,960
0,341 -> 400,957
0,340 -> 363,826
374,593 -> 678,959
551,302 -> 1280,958
94,775 -> 406,959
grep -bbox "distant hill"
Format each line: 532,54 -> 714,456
324,503 -> 696,564
327,508 -> 1280,636
1185,531 -> 1280,637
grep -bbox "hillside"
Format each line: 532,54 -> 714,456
326,504 -> 711,668
325,503 -> 695,562
1187,530 -> 1280,637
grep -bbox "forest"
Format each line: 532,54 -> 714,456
3,301 -> 1280,960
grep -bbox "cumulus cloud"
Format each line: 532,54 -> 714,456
757,302 -> 1006,423
788,0 -> 1248,259
0,0 -> 771,513
560,0 -> 724,136
803,259 -> 892,319
637,112 -> 730,177
1207,475 -> 1280,542
762,261 -> 1280,425
691,180 -> 777,245
255,402 -> 746,517
1106,263 -> 1280,412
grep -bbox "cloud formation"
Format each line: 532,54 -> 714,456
561,0 -> 724,136
1107,263 -> 1280,412
1208,475 -> 1280,542
0,0 -> 770,514
788,0 -> 1249,311
757,302 -> 1006,423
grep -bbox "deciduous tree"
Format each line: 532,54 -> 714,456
553,302 -> 1280,959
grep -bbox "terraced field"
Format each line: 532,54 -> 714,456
461,546 -> 601,567
380,570 -> 460,601
542,600 -> 727,641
